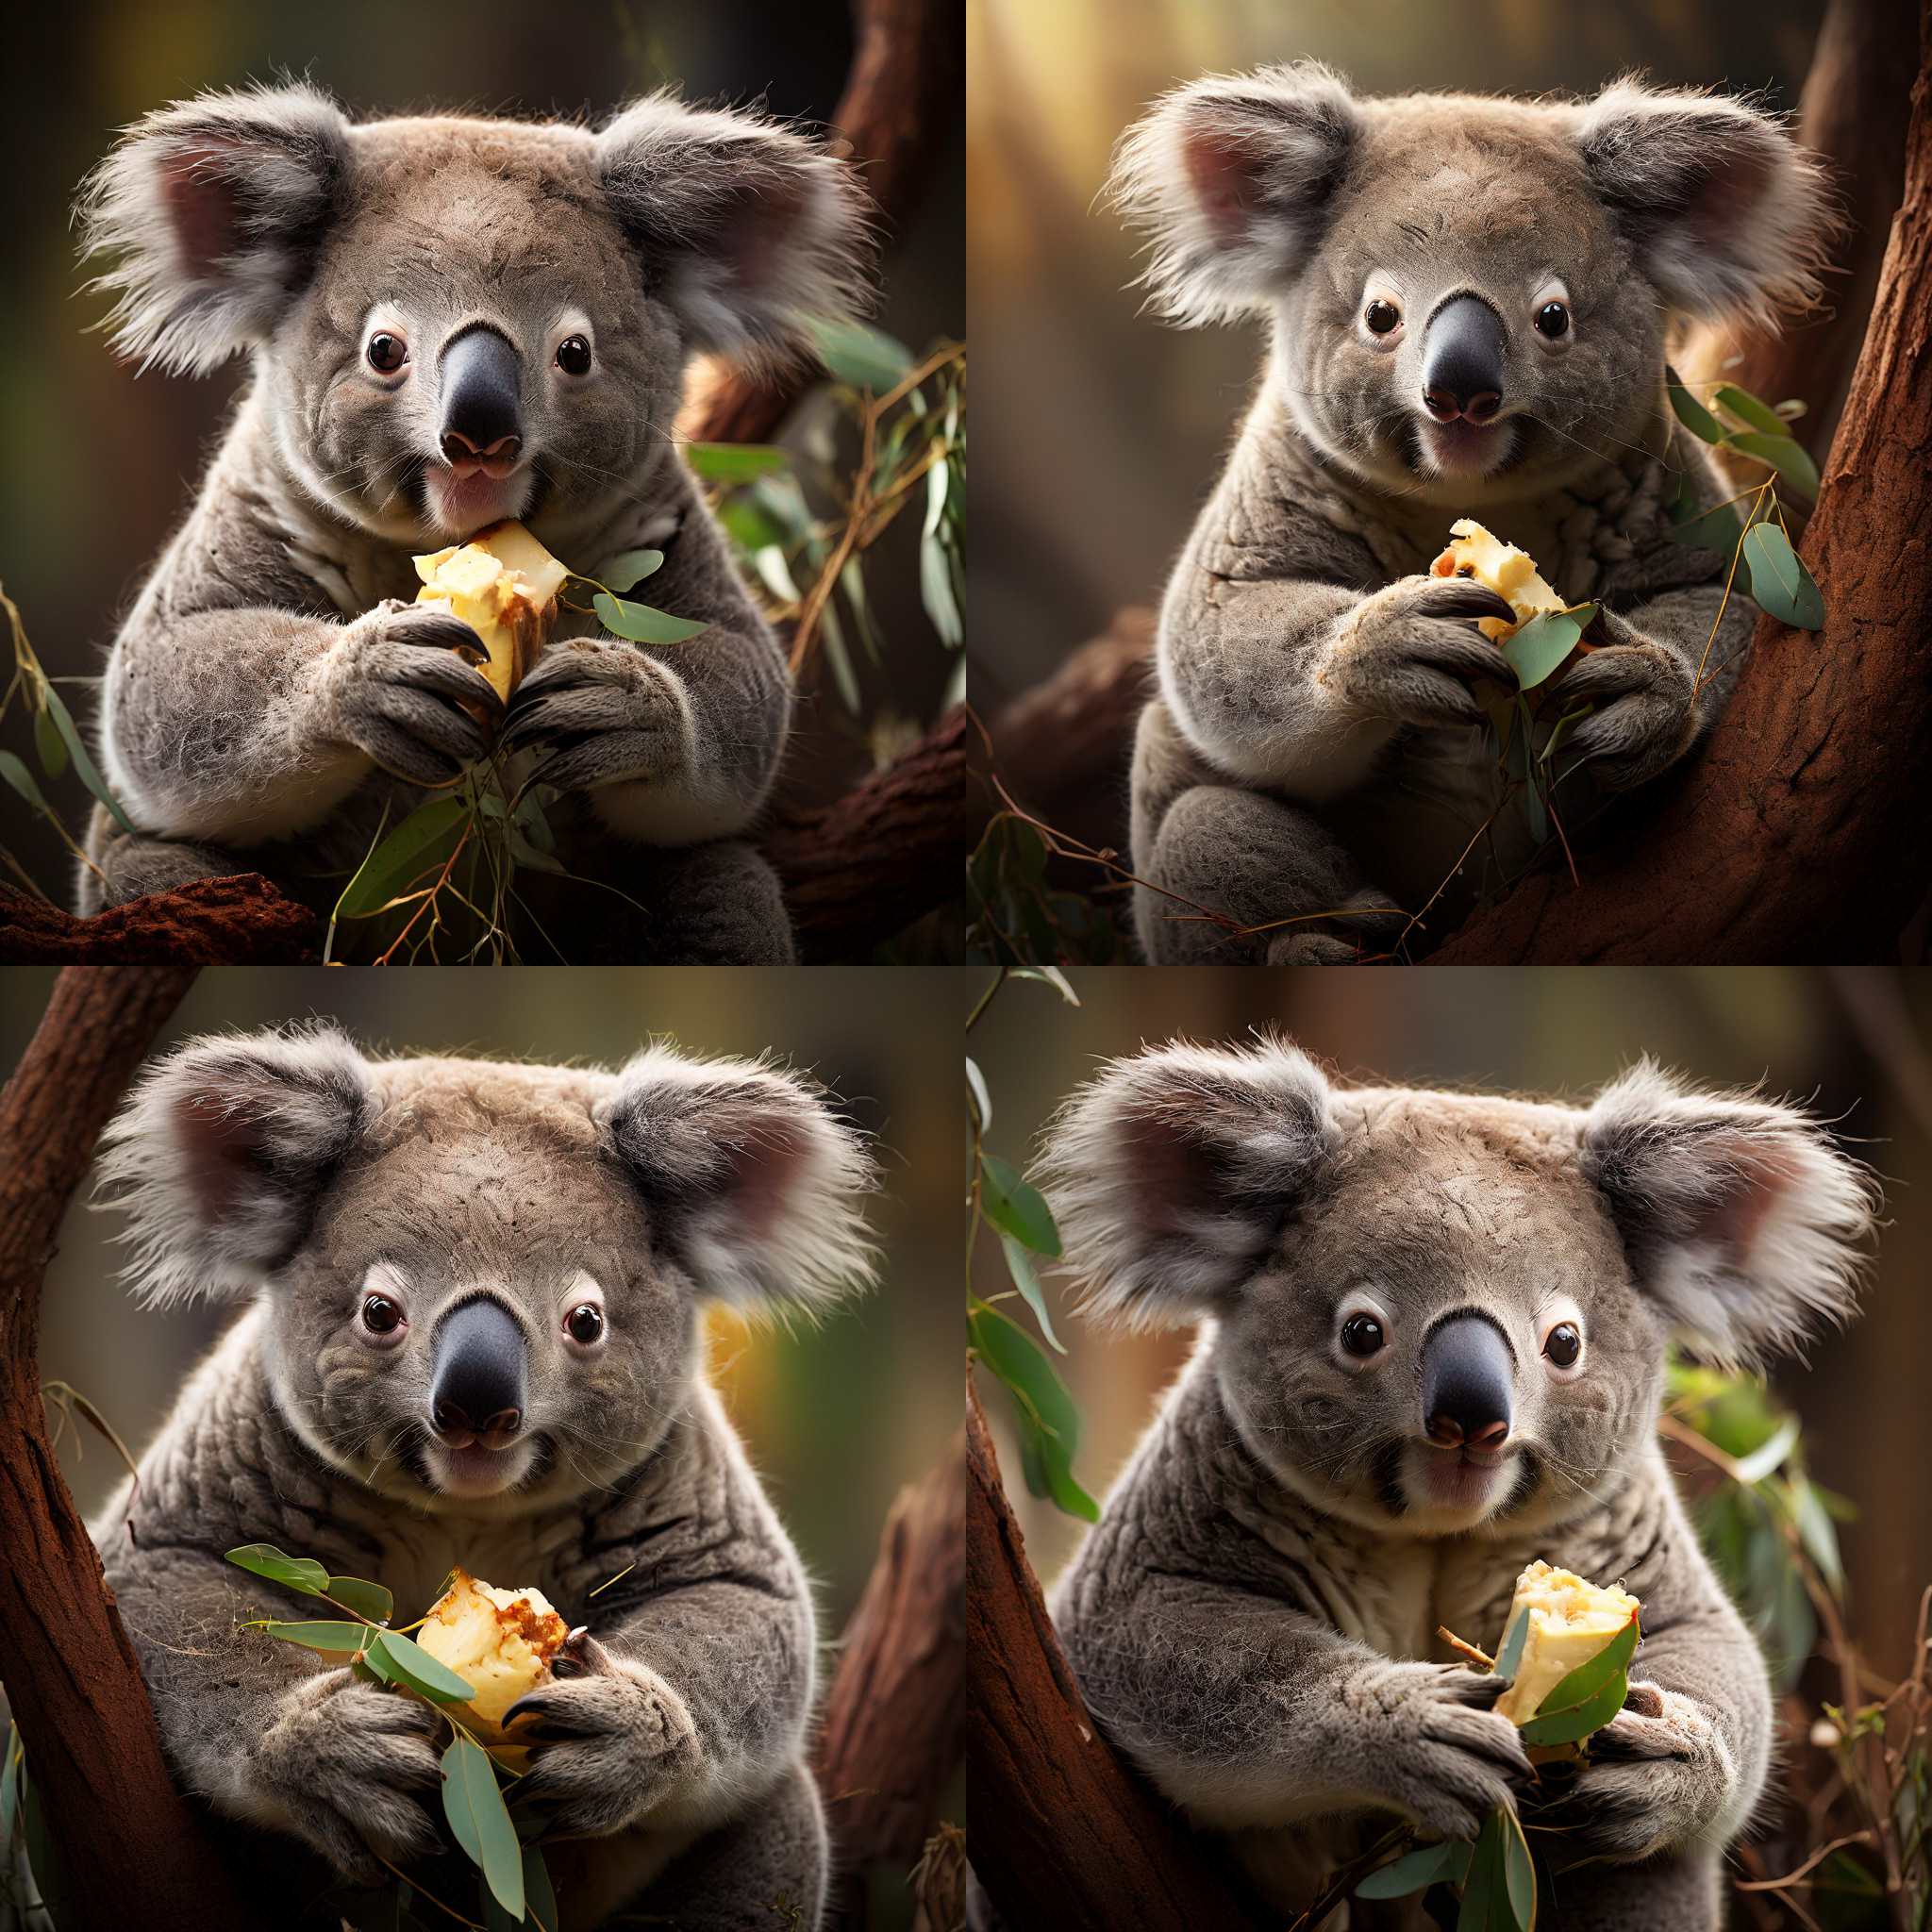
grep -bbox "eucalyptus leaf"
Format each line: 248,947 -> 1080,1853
371,1629 -> 476,1704
441,1732 -> 524,1917
1457,1812 -> 1504,1931
334,798 -> 468,920
1357,1840 -> 1465,1899
591,591 -> 708,645
1731,1414 -> 1801,1485
1500,612 -> 1582,692
806,316 -> 914,392
225,1543 -> 330,1597
1002,1232 -> 1066,1353
1010,965 -> 1080,1004
594,548 -> 664,595
1492,1607 -> 1530,1685
681,442 -> 791,484
1741,524 -> 1824,630
1728,430 -> 1821,500
41,678 -> 136,833
250,1619 -> 374,1654
0,1731 -> 22,1846
1499,1809 -> 1536,1924
1715,384 -> 1792,438
0,750 -> 51,815
522,1844 -> 559,1932
970,1302 -> 1098,1522
326,1575 -> 394,1624
966,1057 -> 992,1132
32,706 -> 67,781
1790,1477 -> 1845,1593
1666,371 -> 1726,443
1518,1672 -> 1628,1746
979,1154 -> 1061,1257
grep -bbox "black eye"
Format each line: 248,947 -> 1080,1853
1341,1313 -> 1386,1358
1534,301 -> 1570,340
1364,299 -> 1402,337
366,332 -> 408,375
565,1304 -> 605,1345
1544,1322 -> 1582,1368
556,335 -> 592,375
361,1293 -> 403,1335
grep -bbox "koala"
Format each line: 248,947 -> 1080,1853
1108,69 -> 1834,961
60,1027 -> 875,1930
1036,1040 -> 1876,1930
71,82 -> 874,961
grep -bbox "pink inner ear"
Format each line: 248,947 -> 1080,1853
714,1110 -> 810,1241
158,144 -> 245,280
1700,1138 -> 1804,1260
1180,126 -> 1263,240
173,1091 -> 267,1225
1118,1102 -> 1220,1239
716,175 -> 808,294
1681,140 -> 1776,249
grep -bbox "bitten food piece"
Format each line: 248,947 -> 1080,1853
413,521 -> 572,701
414,1566 -> 570,1742
1429,518 -> 1568,642
1492,1559 -> 1641,1724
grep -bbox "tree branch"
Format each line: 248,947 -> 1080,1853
0,967 -> 254,1929
0,874 -> 320,964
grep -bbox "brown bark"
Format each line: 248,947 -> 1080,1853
965,1376 -> 1264,1930
0,873 -> 320,964
814,1438 -> 966,1931
0,968 -> 253,1929
676,0 -> 964,448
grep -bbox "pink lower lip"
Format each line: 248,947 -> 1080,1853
1416,1443 -> 1508,1507
437,1441 -> 520,1493
1422,417 -> 1507,473
432,463 -> 524,532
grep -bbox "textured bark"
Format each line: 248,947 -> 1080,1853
0,967 -> 253,1929
1435,29 -> 1932,965
0,874 -> 319,964
815,1438 -> 966,1931
965,1377 -> 1263,1931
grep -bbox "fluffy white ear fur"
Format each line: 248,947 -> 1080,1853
76,80 -> 351,376
1574,79 -> 1836,329
1107,60 -> 1362,327
1036,1038 -> 1336,1328
94,1025 -> 375,1307
595,94 -> 875,375
1581,1059 -> 1877,1367
600,1047 -> 877,1315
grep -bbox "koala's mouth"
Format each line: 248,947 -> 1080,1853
403,1426 -> 554,1501
1396,1438 -> 1524,1523
425,456 -> 539,541
1415,413 -> 1518,480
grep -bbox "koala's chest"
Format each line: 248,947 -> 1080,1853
349,1511 -> 581,1619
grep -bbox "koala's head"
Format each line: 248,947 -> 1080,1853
1041,1041 -> 1874,1541
97,1027 -> 876,1516
1109,66 -> 1834,504
78,83 -> 873,545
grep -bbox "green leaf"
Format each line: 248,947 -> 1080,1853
920,457 -> 963,646
0,750 -> 52,816
1,1729 -> 22,1846
1009,965 -> 1080,1004
1742,524 -> 1824,630
965,1057 -> 992,1133
806,316 -> 914,392
1002,1232 -> 1066,1353
327,1575 -> 394,1624
1512,696 -> 1546,847
970,1303 -> 1098,1522
32,705 -> 67,781
1357,1840 -> 1466,1899
1457,1812 -> 1504,1931
41,678 -> 136,833
1500,611 -> 1582,692
1790,1477 -> 1845,1593
1731,1414 -> 1801,1485
249,1619 -> 375,1654
370,1629 -> 475,1704
594,548 -> 664,594
225,1543 -> 330,1597
1666,370 -> 1726,443
441,1732 -> 524,1918
1492,1607 -> 1530,1685
1714,384 -> 1793,438
1499,1807 -> 1536,1924
1727,430 -> 1822,500
591,591 -> 709,645
682,442 -> 791,485
522,1844 -> 559,1932
334,797 -> 468,920
979,1154 -> 1061,1257
1518,1626 -> 1640,1744
1667,493 -> 1750,575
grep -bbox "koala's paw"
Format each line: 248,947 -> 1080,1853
1322,575 -> 1519,729
505,1633 -> 700,1837
1354,1661 -> 1533,1841
253,1670 -> 445,1883
500,639 -> 691,795
1531,1682 -> 1736,1863
1548,640 -> 1698,791
323,599 -> 504,787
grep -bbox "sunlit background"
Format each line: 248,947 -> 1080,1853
970,966 -> 1932,1686
969,0 -> 1824,717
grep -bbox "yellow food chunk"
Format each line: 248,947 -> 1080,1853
413,521 -> 571,702
413,1567 -> 569,1743
1430,518 -> 1568,642
1493,1559 -> 1641,1725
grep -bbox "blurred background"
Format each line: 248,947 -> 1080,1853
0,0 -> 962,898
3,963 -> 969,1885
969,0 -> 1826,719
970,965 -> 1932,1685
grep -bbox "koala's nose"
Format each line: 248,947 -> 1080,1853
1421,293 -> 1507,425
438,325 -> 524,469
429,1294 -> 526,1442
1421,1310 -> 1514,1450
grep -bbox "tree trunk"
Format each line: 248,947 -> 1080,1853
965,1378 -> 1264,1930
0,967 -> 254,1929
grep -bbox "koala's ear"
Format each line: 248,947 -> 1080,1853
1037,1039 -> 1336,1328
1574,79 -> 1836,328
94,1026 -> 375,1307
601,1050 -> 876,1315
595,95 -> 874,373
1581,1060 -> 1877,1367
77,81 -> 352,376
1108,61 -> 1362,327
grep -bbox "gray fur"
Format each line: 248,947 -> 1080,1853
1108,67 -> 1836,960
73,82 -> 875,958
1040,1040 -> 1876,1928
69,1028 -> 879,1929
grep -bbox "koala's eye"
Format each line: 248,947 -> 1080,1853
1340,1313 -> 1388,1359
556,335 -> 593,375
564,1303 -> 606,1346
1543,1322 -> 1582,1368
365,332 -> 409,375
1534,301 -> 1571,341
360,1292 -> 404,1336
1363,299 -> 1403,337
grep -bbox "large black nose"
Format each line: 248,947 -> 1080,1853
439,326 -> 523,466
1421,1311 -> 1514,1449
1421,293 -> 1507,425
429,1295 -> 526,1441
